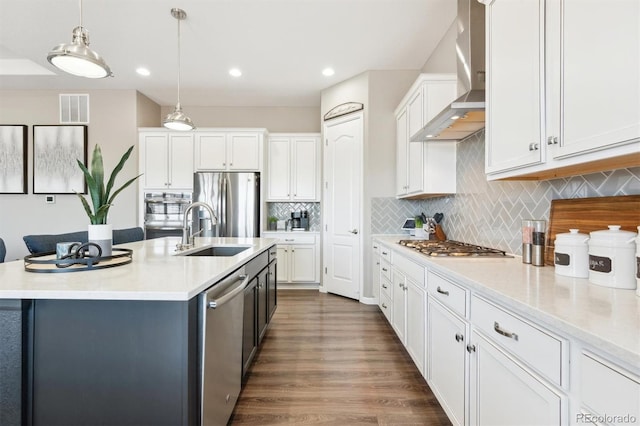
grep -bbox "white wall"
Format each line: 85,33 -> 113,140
421,18 -> 457,74
159,105 -> 321,132
0,90 -> 144,261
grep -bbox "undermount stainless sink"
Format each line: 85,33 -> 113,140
185,246 -> 250,257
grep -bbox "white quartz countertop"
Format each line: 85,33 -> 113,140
374,236 -> 640,368
0,237 -> 276,301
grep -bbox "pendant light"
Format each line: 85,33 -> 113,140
47,0 -> 112,78
163,8 -> 195,131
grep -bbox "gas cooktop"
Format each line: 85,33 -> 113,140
398,240 -> 511,258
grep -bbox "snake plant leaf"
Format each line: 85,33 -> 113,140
105,145 -> 134,202
75,192 -> 97,223
107,174 -> 143,205
90,145 -> 106,209
77,159 -> 101,214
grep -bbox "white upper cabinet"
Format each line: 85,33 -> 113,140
484,0 -> 545,174
266,134 -> 320,202
548,0 -> 640,158
194,130 -> 264,171
483,0 -> 640,180
395,74 -> 458,198
139,131 -> 194,190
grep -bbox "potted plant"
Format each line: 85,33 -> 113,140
268,216 -> 278,231
76,144 -> 141,256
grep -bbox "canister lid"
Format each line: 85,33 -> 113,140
589,225 -> 637,245
555,229 -> 589,245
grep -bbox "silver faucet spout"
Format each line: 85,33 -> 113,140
180,201 -> 218,248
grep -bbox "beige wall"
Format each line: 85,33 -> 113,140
421,18 -> 457,74
136,92 -> 161,127
0,90 -> 142,261
159,106 -> 321,132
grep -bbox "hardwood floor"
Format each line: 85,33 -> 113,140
230,290 -> 451,425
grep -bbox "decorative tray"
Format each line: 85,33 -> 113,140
24,248 -> 133,273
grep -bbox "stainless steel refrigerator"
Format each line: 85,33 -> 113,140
192,172 -> 260,237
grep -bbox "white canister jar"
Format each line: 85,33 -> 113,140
554,229 -> 589,278
588,225 -> 637,289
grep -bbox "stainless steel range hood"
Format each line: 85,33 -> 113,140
411,0 -> 485,141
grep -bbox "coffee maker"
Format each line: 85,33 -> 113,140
290,210 -> 309,231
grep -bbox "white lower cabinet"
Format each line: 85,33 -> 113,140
391,269 -> 407,343
371,239 -> 637,426
580,352 -> 640,426
468,332 -> 562,426
428,299 -> 467,426
405,280 -> 426,375
263,232 -> 319,284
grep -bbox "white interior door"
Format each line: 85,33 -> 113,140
323,112 -> 363,300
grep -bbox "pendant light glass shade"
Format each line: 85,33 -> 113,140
163,8 -> 195,131
47,1 -> 112,78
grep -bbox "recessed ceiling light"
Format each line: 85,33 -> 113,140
229,68 -> 242,77
136,67 -> 150,76
322,67 -> 335,77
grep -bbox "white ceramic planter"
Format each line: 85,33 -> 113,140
88,224 -> 113,257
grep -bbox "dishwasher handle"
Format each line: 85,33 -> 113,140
207,274 -> 249,309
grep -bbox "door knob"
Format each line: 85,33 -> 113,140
348,229 -> 359,234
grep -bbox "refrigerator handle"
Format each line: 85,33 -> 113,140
221,176 -> 228,237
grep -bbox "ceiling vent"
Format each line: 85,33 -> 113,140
59,94 -> 89,123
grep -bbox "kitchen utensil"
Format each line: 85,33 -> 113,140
421,212 -> 428,224
588,225 -> 637,289
434,213 -> 444,223
434,225 -> 447,241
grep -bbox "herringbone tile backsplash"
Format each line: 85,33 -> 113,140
267,202 -> 321,231
372,131 -> 640,255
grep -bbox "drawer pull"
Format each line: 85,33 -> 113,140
285,239 -> 294,242
455,333 -> 464,343
382,267 -> 388,272
382,303 -> 388,309
382,284 -> 388,289
382,251 -> 388,255
466,344 -> 476,353
494,322 -> 519,341
436,286 -> 449,296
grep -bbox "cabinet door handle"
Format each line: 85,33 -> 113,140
455,333 -> 464,343
436,286 -> 449,296
382,267 -> 388,272
376,261 -> 380,265
348,229 -> 359,234
382,284 -> 388,289
382,251 -> 388,255
528,143 -> 539,151
494,322 -> 518,341
546,136 -> 558,145
285,239 -> 294,242
230,162 -> 233,166
466,344 -> 476,353
382,303 -> 388,309
223,162 -> 226,166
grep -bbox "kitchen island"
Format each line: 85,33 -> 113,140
0,237 -> 277,426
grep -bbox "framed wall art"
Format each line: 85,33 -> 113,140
0,124 -> 28,194
33,125 -> 87,194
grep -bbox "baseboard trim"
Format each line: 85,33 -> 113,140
359,296 -> 378,305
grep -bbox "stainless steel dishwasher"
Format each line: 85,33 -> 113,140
200,268 -> 249,426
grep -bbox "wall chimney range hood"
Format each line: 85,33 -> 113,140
411,0 -> 485,142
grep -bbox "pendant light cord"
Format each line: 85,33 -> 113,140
177,14 -> 181,106
79,0 -> 83,27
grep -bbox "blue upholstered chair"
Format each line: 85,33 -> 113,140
0,238 -> 6,263
23,227 -> 144,254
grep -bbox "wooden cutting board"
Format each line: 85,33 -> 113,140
545,195 -> 640,266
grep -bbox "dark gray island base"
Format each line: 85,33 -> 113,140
0,239 -> 277,426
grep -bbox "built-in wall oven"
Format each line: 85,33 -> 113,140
143,192 -> 191,239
